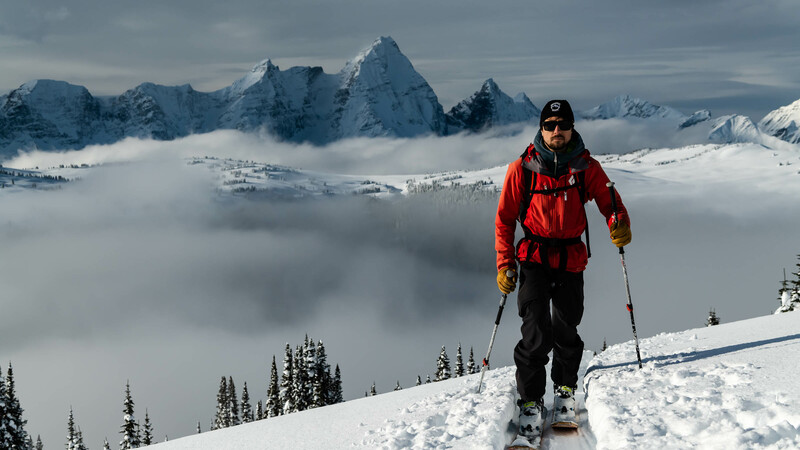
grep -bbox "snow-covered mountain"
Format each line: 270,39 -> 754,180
708,114 -> 764,144
139,311 -> 800,449
759,99 -> 800,144
580,95 -> 687,121
0,37 -> 447,155
445,78 -> 540,132
3,37 -> 800,156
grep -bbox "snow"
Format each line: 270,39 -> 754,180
141,312 -> 800,449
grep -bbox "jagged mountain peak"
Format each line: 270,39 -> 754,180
708,114 -> 761,144
758,98 -> 800,144
446,79 -> 539,133
582,94 -> 686,121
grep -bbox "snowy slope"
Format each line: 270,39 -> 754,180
143,312 -> 800,449
585,311 -> 800,450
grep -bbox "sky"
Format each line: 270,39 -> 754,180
1,0 -> 800,121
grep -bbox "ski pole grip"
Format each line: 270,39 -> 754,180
607,181 -> 618,222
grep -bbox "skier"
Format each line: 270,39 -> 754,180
495,100 -> 631,445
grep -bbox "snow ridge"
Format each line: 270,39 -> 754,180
759,99 -> 800,144
445,78 -> 540,132
581,95 -> 686,121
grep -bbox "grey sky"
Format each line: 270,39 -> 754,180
1,0 -> 799,121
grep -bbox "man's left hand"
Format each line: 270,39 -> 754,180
610,222 -> 631,247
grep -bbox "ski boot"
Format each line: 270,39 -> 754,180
510,398 -> 544,449
551,385 -> 578,429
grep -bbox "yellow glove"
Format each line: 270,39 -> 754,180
497,268 -> 517,294
610,222 -> 632,247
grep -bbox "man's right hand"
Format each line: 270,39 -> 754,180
497,268 -> 517,294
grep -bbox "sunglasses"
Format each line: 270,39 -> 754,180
542,120 -> 573,132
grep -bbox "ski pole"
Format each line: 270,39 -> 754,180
477,269 -> 514,394
607,181 -> 643,369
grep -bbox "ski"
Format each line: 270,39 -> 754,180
551,406 -> 579,430
507,434 -> 541,450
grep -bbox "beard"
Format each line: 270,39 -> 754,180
545,135 -> 569,152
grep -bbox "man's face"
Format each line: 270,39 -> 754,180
542,117 -> 573,152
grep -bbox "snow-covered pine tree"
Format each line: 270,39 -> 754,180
142,410 -> 153,446
314,340 -> 331,407
455,343 -> 464,377
267,355 -> 282,417
280,345 -> 296,414
65,407 -> 76,450
0,368 -> 11,450
416,375 -> 422,386
5,363 -> 30,449
394,381 -> 402,391
104,437 -> 112,450
227,376 -> 240,427
119,381 -> 140,449
303,338 -> 317,409
293,344 -> 309,411
330,365 -> 344,404
213,377 -> 228,430
74,427 -> 87,450
35,435 -> 43,450
435,346 -> 451,381
467,347 -> 476,374
426,375 -> 431,384
369,382 -> 377,396
241,382 -> 253,423
255,400 -> 263,421
706,308 -> 720,326
196,422 -> 202,434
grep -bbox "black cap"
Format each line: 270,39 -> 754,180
539,100 -> 574,128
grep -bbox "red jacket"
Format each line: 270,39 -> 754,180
495,144 -> 630,273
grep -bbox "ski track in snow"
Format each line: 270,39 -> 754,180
584,312 -> 800,450
357,367 -> 518,449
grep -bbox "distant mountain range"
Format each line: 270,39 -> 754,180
1,36 -> 799,157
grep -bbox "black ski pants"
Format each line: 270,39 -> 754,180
514,262 -> 585,402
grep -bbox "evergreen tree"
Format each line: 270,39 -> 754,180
66,407 -> 76,450
0,368 -> 11,450
305,338 -> 318,409
280,345 -> 296,414
241,382 -> 253,423
227,377 -> 240,427
36,435 -> 43,450
266,356 -> 282,417
74,427 -> 87,450
142,410 -> 154,446
369,382 -> 377,396
213,377 -> 228,430
416,375 -> 422,386
455,343 -> 464,377
426,375 -> 431,384
293,344 -> 309,411
104,438 -> 111,450
196,422 -> 202,434
435,346 -> 451,381
5,363 -> 30,449
706,308 -> 720,326
602,338 -> 608,352
313,340 -> 331,408
330,365 -> 344,404
119,381 -> 139,449
255,401 -> 263,421
394,381 -> 402,391
467,347 -> 476,375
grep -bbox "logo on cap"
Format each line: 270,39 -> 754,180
551,102 -> 561,112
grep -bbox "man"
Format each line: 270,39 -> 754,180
495,100 -> 631,443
